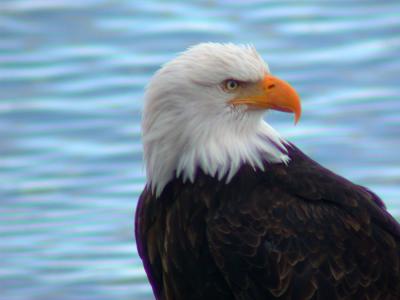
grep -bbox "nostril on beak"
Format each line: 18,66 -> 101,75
268,84 -> 275,89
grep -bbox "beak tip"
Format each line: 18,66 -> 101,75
294,111 -> 301,125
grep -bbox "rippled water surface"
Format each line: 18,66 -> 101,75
1,1 -> 400,299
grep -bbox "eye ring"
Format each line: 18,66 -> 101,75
223,79 -> 240,92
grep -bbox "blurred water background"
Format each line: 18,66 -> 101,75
0,0 -> 399,299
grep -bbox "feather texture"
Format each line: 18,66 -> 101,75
135,144 -> 400,300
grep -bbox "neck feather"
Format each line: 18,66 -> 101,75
143,112 -> 289,197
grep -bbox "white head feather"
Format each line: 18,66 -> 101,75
142,43 -> 289,197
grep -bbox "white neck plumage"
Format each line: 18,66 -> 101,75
143,106 -> 289,197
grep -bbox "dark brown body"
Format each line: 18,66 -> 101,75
135,144 -> 400,300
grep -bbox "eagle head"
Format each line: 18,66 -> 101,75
142,43 -> 301,196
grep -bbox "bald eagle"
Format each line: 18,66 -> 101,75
135,43 -> 400,300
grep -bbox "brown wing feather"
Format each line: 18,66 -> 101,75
136,144 -> 400,299
207,145 -> 400,299
136,179 -> 235,300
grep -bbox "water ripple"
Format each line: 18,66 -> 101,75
1,1 -> 399,300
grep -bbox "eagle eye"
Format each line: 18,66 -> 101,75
222,79 -> 240,92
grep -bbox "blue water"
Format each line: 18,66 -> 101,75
0,1 -> 399,299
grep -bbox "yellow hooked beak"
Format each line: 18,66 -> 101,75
229,74 -> 302,124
